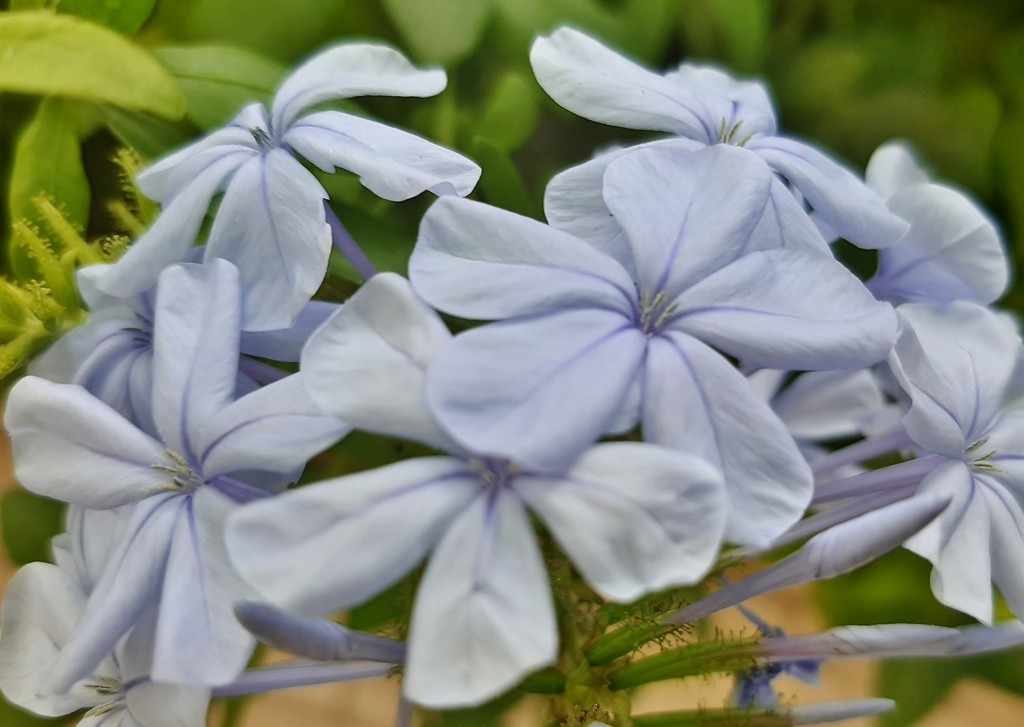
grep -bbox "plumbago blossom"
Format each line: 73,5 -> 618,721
0,508 -> 210,726
97,42 -> 480,330
529,27 -> 908,252
3,259 -> 347,693
32,260 -> 337,436
410,144 -> 896,545
226,273 -> 727,708
4,23 -> 1024,727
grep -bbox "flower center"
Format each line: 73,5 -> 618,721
469,459 -> 518,490
965,437 -> 1001,473
151,449 -> 205,491
250,126 -> 274,149
718,118 -> 755,147
637,289 -> 676,336
83,677 -> 125,718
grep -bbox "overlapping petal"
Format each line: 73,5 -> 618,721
151,261 -> 242,458
890,302 -> 1022,455
285,112 -> 480,201
5,377 -> 170,508
426,308 -> 646,473
642,332 -> 812,545
301,273 -> 458,451
748,136 -> 908,249
226,457 -> 480,616
204,149 -> 331,331
403,490 -> 557,708
665,63 -> 777,136
271,43 -> 447,130
152,488 -> 256,685
669,248 -> 897,371
411,196 -> 636,320
516,443 -> 726,601
601,145 -> 773,294
530,27 -> 718,141
772,370 -> 887,441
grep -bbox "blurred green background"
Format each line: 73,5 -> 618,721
0,1 -> 1023,725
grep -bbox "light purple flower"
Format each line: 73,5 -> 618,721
888,301 -> 1024,623
530,27 -> 907,250
865,141 -> 1008,305
226,273 -> 727,708
4,259 -> 348,692
97,43 -> 481,330
0,509 -> 210,727
410,144 -> 897,544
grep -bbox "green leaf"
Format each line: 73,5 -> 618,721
382,0 -> 494,65
475,72 -> 539,154
153,45 -> 287,129
7,97 -> 93,280
0,490 -> 65,566
56,0 -> 157,35
99,104 -> 192,160
0,11 -> 185,118
705,0 -> 769,72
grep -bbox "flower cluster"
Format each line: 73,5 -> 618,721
2,26 -> 1022,727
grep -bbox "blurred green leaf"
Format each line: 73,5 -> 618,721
0,697 -> 65,727
7,97 -> 93,279
382,0 -> 493,65
153,45 -> 287,129
0,11 -> 185,118
56,0 -> 157,35
99,104 -> 191,160
475,71 -> 539,154
0,490 -> 64,566
686,0 -> 769,72
473,139 -> 534,217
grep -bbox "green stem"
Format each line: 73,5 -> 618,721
519,668 -> 568,694
632,708 -> 791,727
609,638 -> 761,691
586,621 -> 678,666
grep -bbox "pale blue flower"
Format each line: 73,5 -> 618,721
531,27 -> 908,251
4,259 -> 348,692
410,144 -> 897,545
887,301 -> 1024,623
0,509 -> 210,727
97,43 -> 481,330
226,273 -> 727,708
864,141 -> 1008,305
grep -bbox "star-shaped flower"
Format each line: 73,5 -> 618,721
97,42 -> 481,330
5,259 -> 348,692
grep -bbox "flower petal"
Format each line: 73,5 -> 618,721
98,148 -> 254,299
204,150 -> 331,331
0,563 -> 94,716
542,138 -> 704,272
272,43 -> 446,130
404,490 -> 557,708
301,273 -> 457,451
197,373 -> 348,481
427,308 -> 646,473
46,495 -> 181,694
749,135 -> 909,249
890,302 -> 1022,455
872,182 -> 1008,305
410,196 -> 635,320
670,249 -> 897,371
285,112 -> 479,201
151,261 -> 242,458
530,28 -> 718,142
238,300 -> 338,362
151,488 -> 255,685
226,457 -> 480,616
5,377 -> 169,508
601,145 -> 772,295
643,333 -> 812,545
773,370 -> 887,441
665,63 -> 777,136
865,140 -> 929,200
516,442 -> 726,601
